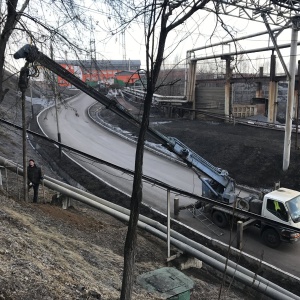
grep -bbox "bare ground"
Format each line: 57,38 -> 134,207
0,80 -> 291,299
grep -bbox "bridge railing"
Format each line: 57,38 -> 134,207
123,87 -> 188,103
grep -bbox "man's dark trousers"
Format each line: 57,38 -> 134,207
32,184 -> 39,203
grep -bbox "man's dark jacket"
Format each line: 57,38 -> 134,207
27,165 -> 42,185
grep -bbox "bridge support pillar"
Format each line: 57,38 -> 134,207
268,53 -> 278,123
268,81 -> 278,123
186,52 -> 197,120
256,67 -> 264,98
222,55 -> 233,122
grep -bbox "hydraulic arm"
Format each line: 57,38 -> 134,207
14,44 -> 236,203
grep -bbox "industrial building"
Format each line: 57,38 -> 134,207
53,59 -> 141,87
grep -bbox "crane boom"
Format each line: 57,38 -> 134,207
14,44 -> 236,203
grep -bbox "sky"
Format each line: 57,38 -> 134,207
3,0 -> 299,75
86,5 -> 297,74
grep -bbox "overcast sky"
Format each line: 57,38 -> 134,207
6,1 -> 298,75
87,7 -> 296,74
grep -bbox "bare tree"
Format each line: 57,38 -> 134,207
0,0 -> 100,209
0,0 -> 93,104
104,1 -> 214,299
0,0 -> 29,104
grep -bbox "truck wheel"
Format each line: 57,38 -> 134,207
262,228 -> 281,248
212,211 -> 228,228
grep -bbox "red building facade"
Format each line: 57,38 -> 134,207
55,59 -> 141,87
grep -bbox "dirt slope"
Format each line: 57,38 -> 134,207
155,119 -> 300,189
98,101 -> 300,191
0,189 -> 258,300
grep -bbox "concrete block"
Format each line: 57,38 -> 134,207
51,193 -> 72,209
62,196 -> 72,210
171,254 -> 202,271
179,256 -> 202,271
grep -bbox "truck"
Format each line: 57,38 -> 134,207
13,44 -> 300,248
171,137 -> 300,248
199,180 -> 300,249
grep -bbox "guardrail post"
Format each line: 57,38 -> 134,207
237,221 -> 243,250
174,196 -> 179,217
0,166 -> 3,190
5,164 -> 8,196
42,180 -> 46,204
16,163 -> 20,201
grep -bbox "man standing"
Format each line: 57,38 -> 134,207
27,159 -> 43,203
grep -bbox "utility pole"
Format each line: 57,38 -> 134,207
283,18 -> 300,171
50,40 -> 62,158
18,64 -> 29,202
296,60 -> 300,149
30,82 -> 34,118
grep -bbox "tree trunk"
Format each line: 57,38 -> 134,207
0,0 -> 18,103
119,2 -> 210,298
120,92 -> 152,300
120,13 -> 169,300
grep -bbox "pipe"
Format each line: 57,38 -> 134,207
191,41 -> 300,62
33,178 -> 300,299
42,180 -> 300,299
165,234 -> 297,300
155,224 -> 299,299
46,176 -> 294,296
187,25 -> 292,53
1,157 -> 298,299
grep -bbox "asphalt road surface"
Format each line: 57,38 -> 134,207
37,92 -> 300,279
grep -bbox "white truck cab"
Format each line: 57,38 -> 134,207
260,188 -> 300,247
261,188 -> 300,228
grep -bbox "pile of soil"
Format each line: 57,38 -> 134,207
97,100 -> 300,191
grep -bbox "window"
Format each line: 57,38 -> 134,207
266,199 -> 288,222
286,197 -> 300,223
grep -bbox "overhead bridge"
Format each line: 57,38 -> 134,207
122,87 -> 188,104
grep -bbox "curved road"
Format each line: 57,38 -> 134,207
38,92 -> 300,279
39,93 -> 202,209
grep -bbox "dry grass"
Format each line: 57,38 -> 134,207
0,175 -> 257,300
0,87 -> 259,300
0,192 -> 163,299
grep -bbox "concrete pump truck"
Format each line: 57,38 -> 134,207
14,44 -> 300,248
